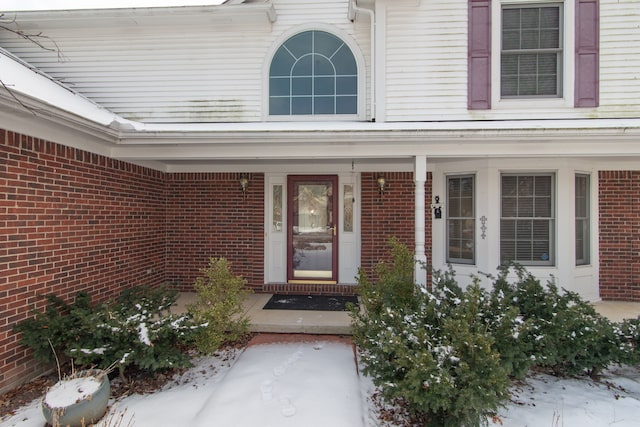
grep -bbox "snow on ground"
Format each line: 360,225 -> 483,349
1,342 -> 639,427
489,365 -> 640,427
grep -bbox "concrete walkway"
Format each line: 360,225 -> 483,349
175,292 -> 640,336
190,334 -> 363,427
591,301 -> 640,322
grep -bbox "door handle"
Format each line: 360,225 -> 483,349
327,225 -> 337,236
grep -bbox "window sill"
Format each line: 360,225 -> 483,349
266,114 -> 363,122
493,97 -> 572,111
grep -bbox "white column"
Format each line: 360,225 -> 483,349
414,155 -> 427,287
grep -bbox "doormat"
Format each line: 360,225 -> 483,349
263,294 -> 358,311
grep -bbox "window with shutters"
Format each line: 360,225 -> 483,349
500,174 -> 555,266
269,30 -> 358,116
501,4 -> 563,98
469,1 -> 598,109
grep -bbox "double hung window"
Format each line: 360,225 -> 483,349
501,4 -> 563,98
501,174 -> 555,265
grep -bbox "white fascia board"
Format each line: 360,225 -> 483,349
122,117 -> 640,136
114,119 -> 640,150
111,135 -> 640,161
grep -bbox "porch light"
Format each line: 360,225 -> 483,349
239,174 -> 249,198
377,176 -> 386,194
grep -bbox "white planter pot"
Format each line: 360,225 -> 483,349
42,369 -> 110,427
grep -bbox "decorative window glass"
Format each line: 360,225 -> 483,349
501,174 -> 555,265
575,174 -> 590,265
269,30 -> 357,116
501,4 -> 563,97
343,184 -> 354,232
447,175 -> 475,264
273,185 -> 283,231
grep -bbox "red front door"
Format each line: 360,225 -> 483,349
287,175 -> 339,284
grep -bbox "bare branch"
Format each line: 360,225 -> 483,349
0,79 -> 38,115
0,12 -> 63,115
0,13 -> 66,62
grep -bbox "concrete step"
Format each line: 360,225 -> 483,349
175,292 -> 353,335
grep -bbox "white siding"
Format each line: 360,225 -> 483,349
384,1 -> 469,121
0,0 -> 371,123
1,0 -> 639,123
383,0 -> 640,121
598,0 -> 640,115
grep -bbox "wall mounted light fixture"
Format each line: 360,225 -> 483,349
377,176 -> 386,194
239,174 -> 249,198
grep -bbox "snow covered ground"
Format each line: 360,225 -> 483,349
1,340 -> 639,427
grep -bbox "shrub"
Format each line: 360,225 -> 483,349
495,264 -> 621,377
14,293 -> 95,364
615,318 -> 640,366
352,242 -> 640,426
355,237 -> 418,316
352,241 -> 511,427
187,257 -> 252,354
14,286 -> 197,379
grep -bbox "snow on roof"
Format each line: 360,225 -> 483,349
0,47 -> 126,127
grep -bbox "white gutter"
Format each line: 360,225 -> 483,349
349,0 -> 376,122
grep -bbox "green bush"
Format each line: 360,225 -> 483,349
352,242 -> 640,426
352,242 -> 511,427
615,318 -> 640,366
354,237 -> 418,317
14,292 -> 94,363
14,286 -> 197,379
187,257 -> 251,354
494,264 -> 622,377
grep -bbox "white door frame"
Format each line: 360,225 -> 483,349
264,172 -> 360,285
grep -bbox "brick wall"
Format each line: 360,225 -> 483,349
599,171 -> 640,301
0,130 -> 167,392
0,130 -> 480,392
360,172 -> 432,280
165,173 -> 265,291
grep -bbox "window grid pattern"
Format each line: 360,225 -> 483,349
575,174 -> 590,265
269,30 -> 357,116
501,5 -> 562,97
447,175 -> 475,264
501,174 -> 555,265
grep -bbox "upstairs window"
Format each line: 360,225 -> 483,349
269,30 -> 358,116
501,4 -> 563,98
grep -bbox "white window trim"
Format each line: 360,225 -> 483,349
262,23 -> 367,121
491,0 -> 575,110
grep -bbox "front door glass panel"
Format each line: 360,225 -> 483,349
288,176 -> 338,282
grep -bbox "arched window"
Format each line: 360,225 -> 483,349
269,30 -> 358,116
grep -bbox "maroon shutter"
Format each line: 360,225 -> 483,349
468,0 -> 492,110
575,0 -> 599,107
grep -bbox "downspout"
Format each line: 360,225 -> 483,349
349,0 -> 376,122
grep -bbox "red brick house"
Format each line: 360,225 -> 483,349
1,0 -> 639,391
